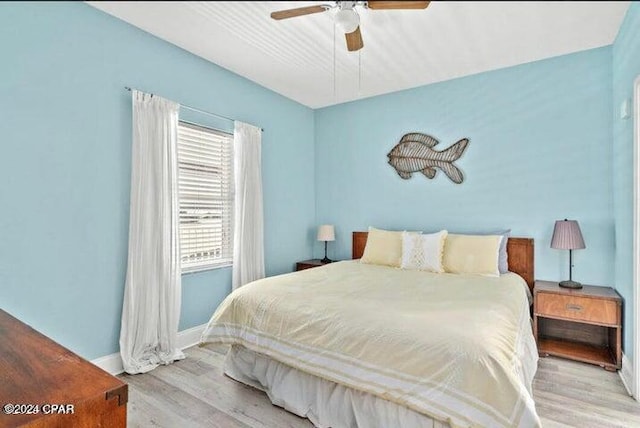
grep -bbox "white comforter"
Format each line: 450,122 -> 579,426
201,261 -> 540,427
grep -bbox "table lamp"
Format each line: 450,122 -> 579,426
551,219 -> 586,289
317,225 -> 335,263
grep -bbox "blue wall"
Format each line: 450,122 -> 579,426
315,47 -> 614,287
0,2 -> 315,360
613,2 -> 640,362
1,2 -> 634,365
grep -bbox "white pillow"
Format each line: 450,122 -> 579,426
401,230 -> 448,273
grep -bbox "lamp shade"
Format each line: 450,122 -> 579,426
317,225 -> 335,242
550,220 -> 585,250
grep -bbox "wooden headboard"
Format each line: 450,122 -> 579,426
352,231 -> 535,294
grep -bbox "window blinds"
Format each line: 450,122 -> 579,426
177,122 -> 233,272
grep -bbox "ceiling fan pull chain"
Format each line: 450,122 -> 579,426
333,20 -> 337,102
358,49 -> 362,96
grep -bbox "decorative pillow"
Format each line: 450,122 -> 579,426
468,229 -> 511,274
361,227 -> 409,267
443,234 -> 503,276
401,230 -> 448,272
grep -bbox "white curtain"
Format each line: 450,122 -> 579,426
232,121 -> 265,289
120,90 -> 185,374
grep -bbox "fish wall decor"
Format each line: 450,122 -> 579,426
387,133 -> 470,184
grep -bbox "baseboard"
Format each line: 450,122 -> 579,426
90,323 -> 208,376
91,352 -> 126,376
176,323 -> 208,350
619,352 -> 634,397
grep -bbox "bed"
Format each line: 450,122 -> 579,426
200,232 -> 540,428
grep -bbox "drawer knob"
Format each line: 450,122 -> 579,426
566,304 -> 583,311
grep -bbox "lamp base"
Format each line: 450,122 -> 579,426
559,280 -> 582,289
321,257 -> 332,264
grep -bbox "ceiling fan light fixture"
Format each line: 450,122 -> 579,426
335,8 -> 360,33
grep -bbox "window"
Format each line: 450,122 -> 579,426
177,121 -> 233,272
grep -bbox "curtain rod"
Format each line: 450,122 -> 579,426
124,87 -> 263,132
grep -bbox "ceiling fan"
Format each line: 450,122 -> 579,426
270,1 -> 430,52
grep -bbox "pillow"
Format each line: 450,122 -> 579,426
443,234 -> 503,276
361,227 -> 408,267
469,229 -> 511,274
401,230 -> 448,273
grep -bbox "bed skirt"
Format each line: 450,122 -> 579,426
224,345 -> 451,428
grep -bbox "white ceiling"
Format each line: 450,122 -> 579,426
88,1 -> 629,109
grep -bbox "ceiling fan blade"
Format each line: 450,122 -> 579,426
367,1 -> 430,9
345,26 -> 364,52
270,5 -> 328,20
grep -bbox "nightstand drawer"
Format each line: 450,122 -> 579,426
536,293 -> 618,325
297,262 -> 318,271
295,259 -> 336,272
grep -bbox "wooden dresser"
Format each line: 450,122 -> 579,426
533,280 -> 622,371
0,309 -> 127,427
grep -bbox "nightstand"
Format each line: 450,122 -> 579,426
533,280 -> 622,371
296,259 -> 333,271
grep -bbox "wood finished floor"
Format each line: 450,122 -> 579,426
121,344 -> 640,427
